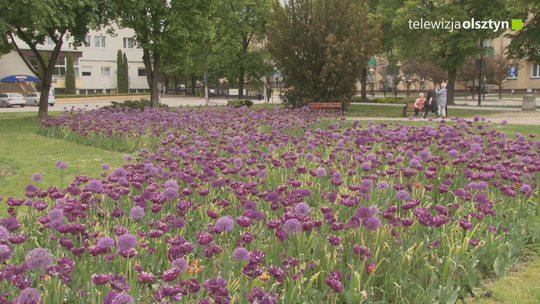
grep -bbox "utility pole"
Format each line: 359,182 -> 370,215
477,39 -> 483,106
204,44 -> 209,106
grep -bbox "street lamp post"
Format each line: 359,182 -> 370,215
477,39 -> 484,106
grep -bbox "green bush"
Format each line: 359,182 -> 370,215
103,99 -> 169,111
227,99 -> 254,108
351,96 -> 415,104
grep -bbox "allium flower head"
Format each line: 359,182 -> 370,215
396,190 -> 410,200
97,237 -> 115,249
294,203 -> 311,216
232,247 -> 249,261
172,258 -> 189,272
15,288 -> 40,304
0,244 -> 12,262
117,234 -> 137,251
215,216 -> 234,233
87,179 -> 103,192
31,173 -> 43,182
363,217 -> 382,231
360,162 -> 371,171
0,226 -> 9,240
316,168 -> 327,177
101,163 -> 111,170
283,219 -> 302,235
377,181 -> 389,189
111,293 -> 134,304
47,208 -> 63,222
55,161 -> 67,169
129,206 -> 145,220
26,247 -> 53,269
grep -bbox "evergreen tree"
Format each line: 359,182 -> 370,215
65,52 -> 76,94
123,52 -> 129,93
116,50 -> 126,93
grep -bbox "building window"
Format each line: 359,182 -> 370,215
81,66 -> 92,77
94,36 -> 106,48
101,67 -> 111,77
138,68 -> 146,77
85,35 -> 91,47
532,63 -> 540,78
123,38 -> 135,49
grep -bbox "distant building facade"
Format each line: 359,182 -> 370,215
0,26 -> 150,94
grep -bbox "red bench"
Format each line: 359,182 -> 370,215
308,102 -> 343,114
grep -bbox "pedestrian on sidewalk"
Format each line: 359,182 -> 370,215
422,88 -> 441,120
436,82 -> 447,118
414,92 -> 425,116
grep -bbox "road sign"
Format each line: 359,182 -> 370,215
368,67 -> 375,74
510,65 -> 516,77
273,72 -> 278,78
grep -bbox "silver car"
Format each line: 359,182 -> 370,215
0,93 -> 26,107
25,92 -> 56,107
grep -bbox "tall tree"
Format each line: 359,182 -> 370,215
457,57 -> 478,98
65,52 -> 76,94
486,54 -> 520,99
122,52 -> 129,93
506,0 -> 540,63
114,0 -> 212,108
267,0 -> 381,108
213,0 -> 272,99
116,50 -> 126,93
34,52 -> 48,91
400,61 -> 417,97
392,0 -> 510,105
0,0 -> 113,118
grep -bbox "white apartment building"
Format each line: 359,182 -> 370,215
0,26 -> 150,94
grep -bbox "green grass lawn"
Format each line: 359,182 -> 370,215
0,116 -> 125,215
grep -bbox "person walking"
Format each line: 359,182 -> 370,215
414,92 -> 425,116
422,88 -> 440,120
436,82 -> 447,118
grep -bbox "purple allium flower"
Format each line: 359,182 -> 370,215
101,163 -> 110,170
104,291 -> 120,304
396,190 -> 410,200
448,150 -> 459,158
294,202 -> 311,216
50,220 -> 64,231
111,293 -> 134,304
87,179 -> 102,192
267,144 -> 276,152
129,206 -> 145,220
97,237 -> 115,249
111,168 -> 127,178
164,187 -> 179,200
25,247 -> 53,270
0,244 -> 12,262
305,153 -> 314,161
363,217 -> 382,231
283,219 -> 302,235
14,288 -> 40,304
233,248 -> 249,261
355,206 -> 373,219
332,172 -> 343,180
31,173 -> 43,182
117,234 -> 137,251
172,258 -> 189,272
0,226 -> 8,240
215,216 -> 234,233
47,208 -> 63,222
1,216 -> 20,231
316,168 -> 327,177
55,161 -> 67,170
360,162 -> 371,171
500,120 -> 507,126
257,170 -> 268,178
377,181 -> 389,189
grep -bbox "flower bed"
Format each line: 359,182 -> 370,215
0,105 -> 538,303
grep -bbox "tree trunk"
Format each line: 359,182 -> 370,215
174,76 -> 179,95
361,68 -> 367,102
143,48 -> 160,108
38,79 -> 51,119
499,84 -> 502,99
447,68 -> 457,105
191,74 -> 196,95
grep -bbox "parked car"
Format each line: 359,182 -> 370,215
0,93 -> 26,108
25,92 -> 55,107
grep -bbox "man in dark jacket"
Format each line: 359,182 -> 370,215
422,88 -> 441,119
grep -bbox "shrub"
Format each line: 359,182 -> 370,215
103,99 -> 169,111
227,99 -> 254,108
351,96 -> 415,104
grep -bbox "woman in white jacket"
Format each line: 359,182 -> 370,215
436,83 -> 447,118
